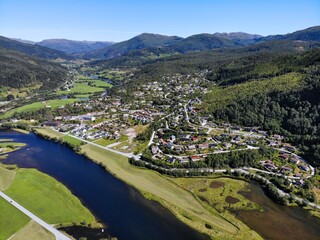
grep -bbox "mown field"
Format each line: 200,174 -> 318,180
34,128 -> 64,139
56,82 -> 106,95
1,99 -> 79,119
10,221 -> 54,240
4,168 -> 95,225
93,134 -> 128,147
0,196 -> 30,240
56,75 -> 112,96
62,135 -> 84,146
98,69 -> 127,81
0,165 -> 16,190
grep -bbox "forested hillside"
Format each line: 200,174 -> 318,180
84,33 -> 183,59
0,48 -> 68,90
36,39 -> 114,54
203,49 -> 320,166
102,44 -> 320,166
0,36 -> 70,59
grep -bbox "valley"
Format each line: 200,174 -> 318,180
1,19 -> 320,240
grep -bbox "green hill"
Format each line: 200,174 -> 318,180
258,25 -> 320,42
36,39 -> 114,54
84,33 -> 183,59
0,36 -> 71,59
0,48 -> 68,91
169,34 -> 237,53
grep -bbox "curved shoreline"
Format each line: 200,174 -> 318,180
32,127 -> 262,240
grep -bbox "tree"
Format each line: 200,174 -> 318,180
6,94 -> 14,101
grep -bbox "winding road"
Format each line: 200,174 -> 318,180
47,128 -> 320,211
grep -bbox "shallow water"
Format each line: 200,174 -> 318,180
236,182 -> 320,240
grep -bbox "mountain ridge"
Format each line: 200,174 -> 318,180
0,36 -> 71,59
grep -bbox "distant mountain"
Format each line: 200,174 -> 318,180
0,47 -> 68,91
84,33 -> 183,59
258,26 -> 320,42
168,34 -> 237,53
213,32 -> 262,45
0,36 -> 70,59
36,39 -> 114,54
12,38 -> 35,45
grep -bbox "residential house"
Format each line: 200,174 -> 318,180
190,155 -> 201,162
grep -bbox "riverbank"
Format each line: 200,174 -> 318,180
12,128 -> 30,134
82,144 -> 261,239
34,128 -> 261,239
0,162 -> 96,239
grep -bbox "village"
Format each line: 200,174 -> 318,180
5,70 -> 315,188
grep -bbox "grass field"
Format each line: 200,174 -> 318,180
98,69 -> 127,81
0,165 -> 16,190
0,84 -> 41,101
81,144 -> 262,239
81,80 -> 112,88
10,220 -> 54,240
93,135 -> 128,147
34,128 -> 64,139
0,196 -> 30,240
12,128 -> 30,134
1,99 -> 79,119
62,135 -> 84,146
0,141 -> 26,154
93,137 -> 116,146
174,178 -> 261,213
56,83 -> 105,95
5,168 -> 95,225
56,74 -> 112,96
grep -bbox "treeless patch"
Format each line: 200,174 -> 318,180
210,181 -> 224,189
225,196 -> 240,204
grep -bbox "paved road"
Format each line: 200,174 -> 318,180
183,102 -> 190,123
0,191 -> 70,240
51,128 -> 135,158
48,128 -> 320,210
148,131 -> 156,147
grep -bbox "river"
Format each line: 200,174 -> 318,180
0,130 -> 208,240
2,130 -> 320,240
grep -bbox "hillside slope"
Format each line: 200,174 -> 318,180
0,36 -> 70,59
85,33 -> 183,59
36,39 -> 114,54
0,47 -> 68,91
258,26 -> 320,42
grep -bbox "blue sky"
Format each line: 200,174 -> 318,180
0,0 -> 319,42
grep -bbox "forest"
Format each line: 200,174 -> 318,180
0,48 -> 68,91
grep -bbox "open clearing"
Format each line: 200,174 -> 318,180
1,99 -> 79,119
0,165 -> 16,190
10,220 -> 55,240
62,135 -> 84,146
4,168 -> 95,225
35,128 -> 65,139
0,196 -> 30,240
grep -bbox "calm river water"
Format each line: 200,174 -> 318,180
1,130 -> 320,240
0,130 -> 208,240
